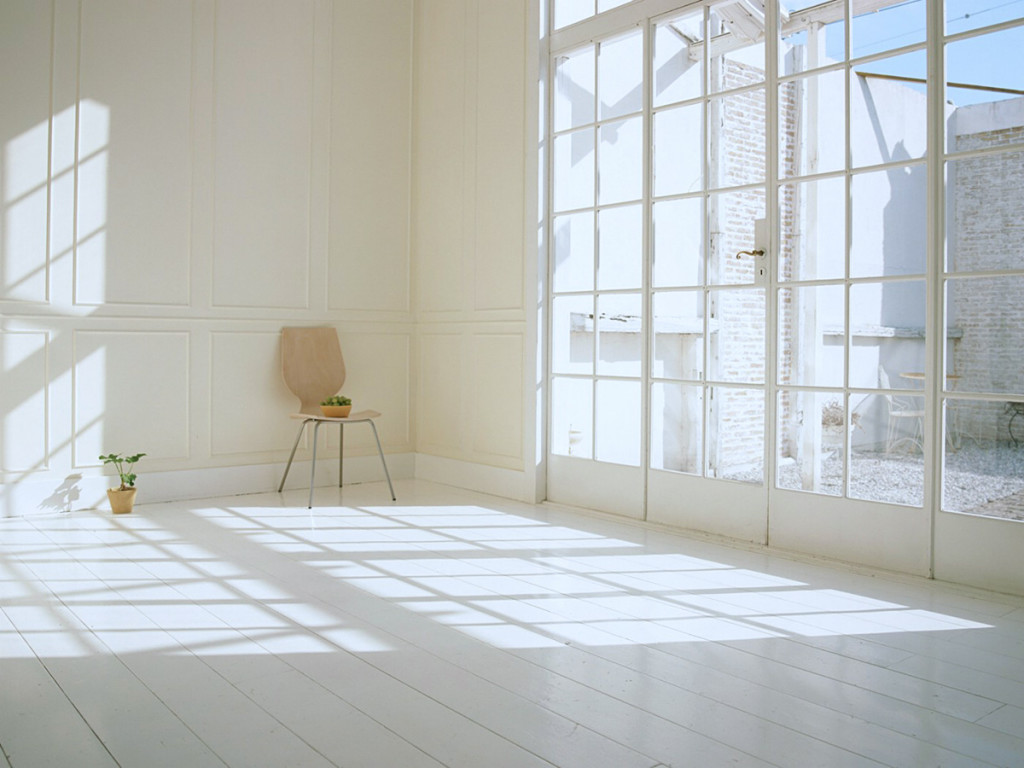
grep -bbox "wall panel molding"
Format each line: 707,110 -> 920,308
211,0 -> 316,310
0,0 -> 54,305
0,330 -> 49,473
209,329 -> 296,456
72,329 -> 191,468
74,0 -> 193,308
470,332 -> 524,462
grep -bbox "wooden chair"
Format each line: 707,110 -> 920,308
277,326 -> 395,507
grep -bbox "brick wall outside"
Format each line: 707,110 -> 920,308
709,60 -> 768,476
951,124 -> 1024,441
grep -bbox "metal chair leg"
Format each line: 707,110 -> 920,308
368,420 -> 396,501
278,420 -> 310,492
308,421 -> 322,509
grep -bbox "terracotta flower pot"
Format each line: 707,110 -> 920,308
107,487 -> 137,514
320,405 -> 352,418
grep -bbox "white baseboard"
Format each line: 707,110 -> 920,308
413,454 -> 531,501
0,453 -> 416,518
2,454 -> 529,517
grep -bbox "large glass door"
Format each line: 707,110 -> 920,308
548,26 -> 647,517
644,3 -> 769,540
548,2 -> 770,534
546,0 -> 1024,578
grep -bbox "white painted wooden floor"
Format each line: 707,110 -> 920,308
2,479 -> 1024,767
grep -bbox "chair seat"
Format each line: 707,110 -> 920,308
290,410 -> 381,423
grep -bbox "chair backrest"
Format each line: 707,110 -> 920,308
281,326 -> 346,414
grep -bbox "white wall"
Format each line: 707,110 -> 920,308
0,0 -> 419,514
411,0 -> 540,500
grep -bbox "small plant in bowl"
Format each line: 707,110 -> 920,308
99,452 -> 146,514
320,395 -> 352,418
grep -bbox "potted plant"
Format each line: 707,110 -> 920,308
99,452 -> 146,514
320,395 -> 352,418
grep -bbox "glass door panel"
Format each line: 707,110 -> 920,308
850,166 -> 927,278
646,3 -> 768,540
597,205 -> 642,289
653,104 -> 705,196
651,382 -> 703,473
652,7 -> 703,107
552,211 -> 595,292
779,68 -> 846,179
553,128 -> 595,212
850,50 -> 928,169
778,176 -> 846,282
851,0 -> 925,58
776,390 -> 845,496
549,28 -> 645,517
551,377 -> 593,459
653,197 -> 704,287
777,284 -> 845,389
779,0 -> 844,75
547,0 -> 1024,589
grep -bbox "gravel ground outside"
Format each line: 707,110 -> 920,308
773,442 -> 1024,520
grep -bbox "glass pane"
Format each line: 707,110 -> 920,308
553,212 -> 594,293
595,379 -> 641,465
709,288 -> 765,383
851,166 -> 927,278
596,293 -> 642,377
554,46 -> 595,132
777,284 -> 845,388
553,128 -> 595,212
779,69 -> 845,178
848,377 -> 924,507
598,30 -> 643,120
779,176 -> 845,282
709,0 -> 766,94
779,0 -> 844,75
653,104 -> 703,197
552,295 -> 594,374
551,377 -> 593,458
777,390 -> 845,496
851,0 -> 925,59
651,381 -> 703,473
947,276 -> 1024,396
709,386 -> 763,482
597,205 -> 642,290
708,188 -> 765,285
947,25 -> 1024,107
653,197 -> 704,288
709,88 -> 766,188
599,116 -> 642,205
849,444 -> 924,506
653,9 -> 704,108
851,51 -> 927,169
943,399 -> 1024,520
653,290 -> 704,380
554,0 -> 593,31
947,151 -> 1024,272
947,0 -> 1024,36
849,280 -> 927,389
598,0 -> 632,11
